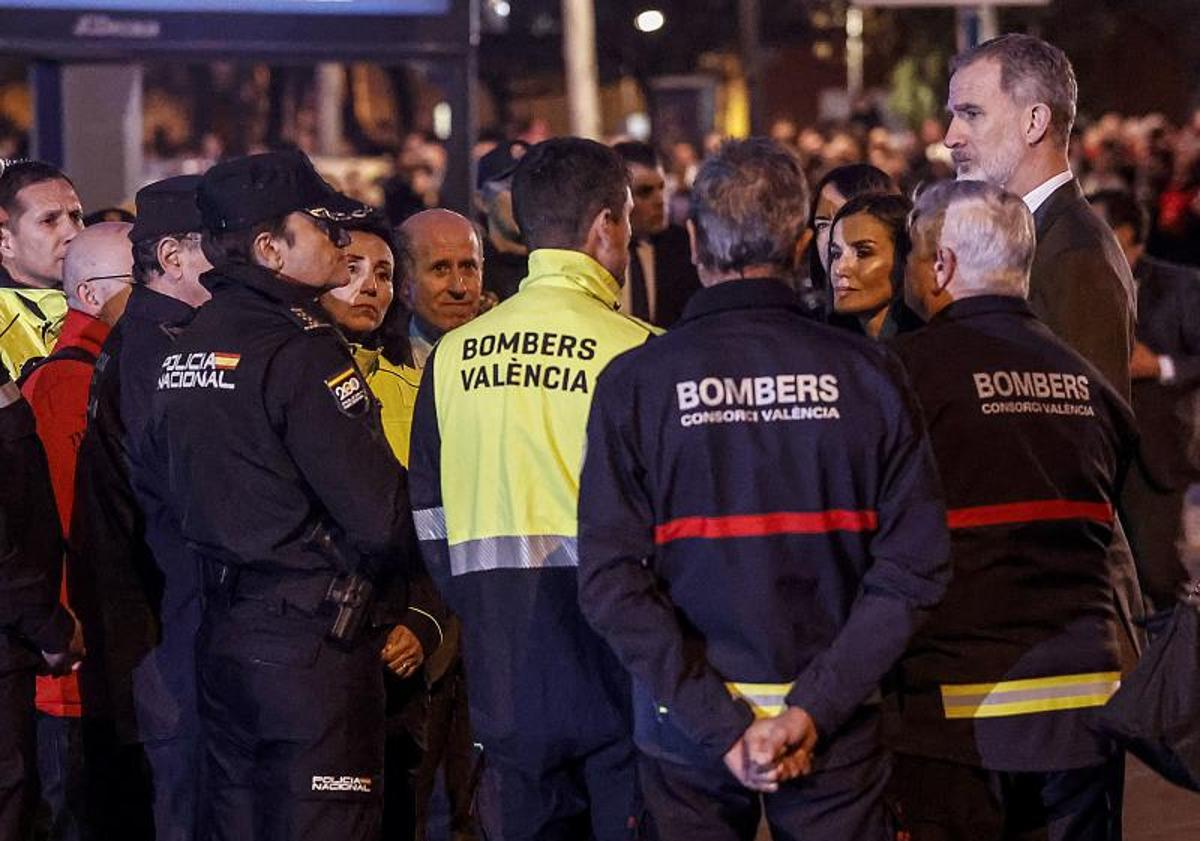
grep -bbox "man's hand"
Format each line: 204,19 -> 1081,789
724,707 -> 819,792
723,734 -> 785,793
1130,341 -> 1162,381
42,609 -> 85,676
746,707 -> 818,782
381,625 -> 424,679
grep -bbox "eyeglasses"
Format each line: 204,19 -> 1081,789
81,273 -> 134,284
307,215 -> 351,249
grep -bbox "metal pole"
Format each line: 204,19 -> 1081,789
561,0 -> 602,139
978,4 -> 1000,42
846,6 -> 865,99
29,61 -> 64,167
738,0 -> 763,135
316,63 -> 346,157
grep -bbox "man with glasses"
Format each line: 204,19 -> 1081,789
140,150 -> 416,841
19,221 -> 133,841
72,175 -> 212,841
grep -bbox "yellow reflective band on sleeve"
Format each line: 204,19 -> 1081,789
726,681 -> 794,719
940,671 -> 1121,719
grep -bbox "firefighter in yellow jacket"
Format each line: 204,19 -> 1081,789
0,160 -> 83,380
409,138 -> 659,841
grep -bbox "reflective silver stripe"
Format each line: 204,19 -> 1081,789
0,381 -> 20,408
413,507 -> 446,541
448,534 -> 578,576
726,681 -> 793,719
941,671 -> 1121,719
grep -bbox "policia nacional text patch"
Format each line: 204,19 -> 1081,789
325,366 -> 370,417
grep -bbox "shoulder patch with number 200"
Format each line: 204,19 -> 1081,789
324,367 -> 370,417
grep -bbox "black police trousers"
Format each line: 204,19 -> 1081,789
888,753 -> 1125,841
639,748 -> 892,841
197,595 -> 386,841
0,668 -> 36,841
474,733 -> 640,841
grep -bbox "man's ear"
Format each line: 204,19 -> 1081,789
1025,103 -> 1053,146
583,206 -> 611,255
156,237 -> 183,280
934,245 -> 957,292
0,213 -> 13,261
253,229 -> 284,271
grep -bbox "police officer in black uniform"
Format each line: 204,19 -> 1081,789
577,138 -> 951,841
887,180 -> 1137,840
139,150 -> 419,841
72,175 -> 211,841
0,364 -> 83,840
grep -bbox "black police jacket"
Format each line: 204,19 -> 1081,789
1,376 -> 74,674
887,295 -> 1138,772
72,284 -> 198,741
139,262 -> 416,623
578,278 -> 951,769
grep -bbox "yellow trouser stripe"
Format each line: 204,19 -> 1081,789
941,671 -> 1121,720
726,681 -> 793,720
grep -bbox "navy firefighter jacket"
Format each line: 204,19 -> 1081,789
887,295 -> 1138,772
577,278 -> 951,770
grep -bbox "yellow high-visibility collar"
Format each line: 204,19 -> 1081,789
519,248 -> 621,310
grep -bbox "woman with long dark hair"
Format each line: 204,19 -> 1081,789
827,192 -> 922,339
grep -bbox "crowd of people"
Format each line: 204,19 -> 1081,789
0,31 -> 1198,841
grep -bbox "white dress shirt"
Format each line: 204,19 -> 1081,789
1021,169 -> 1074,214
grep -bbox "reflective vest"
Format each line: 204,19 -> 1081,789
409,248 -> 658,753
0,287 -> 68,381
352,345 -> 421,467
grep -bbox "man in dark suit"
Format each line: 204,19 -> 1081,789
1091,189 -> 1200,613
613,141 -> 701,327
945,33 -> 1135,399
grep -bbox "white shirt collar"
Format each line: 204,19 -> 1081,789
1022,170 -> 1074,214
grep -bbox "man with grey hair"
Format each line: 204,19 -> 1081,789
945,33 -> 1134,399
887,179 -> 1137,841
578,137 -> 950,840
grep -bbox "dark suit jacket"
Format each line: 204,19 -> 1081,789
646,224 -> 702,328
1030,179 -> 1136,400
1131,256 -> 1200,490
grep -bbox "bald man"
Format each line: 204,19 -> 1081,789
395,209 -> 484,369
380,209 -> 483,841
20,221 -> 133,837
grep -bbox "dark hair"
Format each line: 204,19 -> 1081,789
1087,189 -> 1149,245
201,216 -> 292,267
612,140 -> 661,171
344,211 -> 399,263
0,160 -> 75,221
84,207 -> 136,227
809,164 -> 894,229
830,192 -> 914,297
511,138 -> 629,251
951,33 -> 1077,145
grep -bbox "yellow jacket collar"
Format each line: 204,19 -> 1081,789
350,344 -> 382,377
520,249 -> 621,310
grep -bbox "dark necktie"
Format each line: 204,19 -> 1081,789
629,241 -> 650,321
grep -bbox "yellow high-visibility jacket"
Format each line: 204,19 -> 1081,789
408,247 -> 659,751
352,345 -> 421,468
0,287 -> 68,381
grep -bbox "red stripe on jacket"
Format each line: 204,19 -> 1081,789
655,510 -> 879,545
945,500 -> 1114,530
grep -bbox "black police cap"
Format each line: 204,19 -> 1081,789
476,139 -> 529,190
197,150 -> 371,234
129,175 -> 203,243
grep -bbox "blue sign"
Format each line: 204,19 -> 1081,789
2,0 -> 449,13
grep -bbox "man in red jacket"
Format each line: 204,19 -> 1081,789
20,221 -> 132,840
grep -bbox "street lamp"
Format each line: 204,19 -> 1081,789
635,9 -> 666,33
